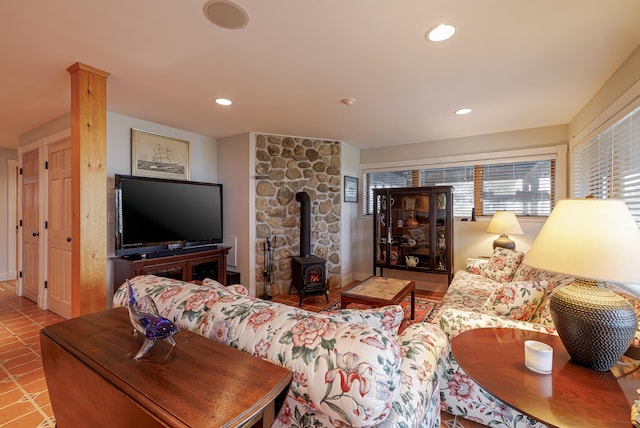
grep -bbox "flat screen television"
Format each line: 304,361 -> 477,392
115,174 -> 223,257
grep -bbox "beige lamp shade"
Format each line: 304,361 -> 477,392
523,198 -> 640,284
486,211 -> 524,235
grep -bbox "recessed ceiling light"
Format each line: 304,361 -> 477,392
215,98 -> 232,106
456,108 -> 472,115
203,0 -> 249,30
427,24 -> 456,42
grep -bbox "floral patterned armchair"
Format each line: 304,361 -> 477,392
114,275 -> 450,428
432,247 -> 640,427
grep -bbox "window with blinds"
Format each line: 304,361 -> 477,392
573,105 -> 640,225
421,166 -> 474,217
364,170 -> 415,215
481,161 -> 553,216
363,160 -> 555,216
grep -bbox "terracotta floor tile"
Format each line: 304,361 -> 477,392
0,338 -> 23,354
21,378 -> 48,396
4,409 -> 53,427
10,324 -> 44,337
0,387 -> 24,409
20,334 -> 42,347
0,400 -> 38,425
2,315 -> 26,324
10,360 -> 42,377
2,352 -> 38,370
0,346 -> 34,362
13,367 -> 45,387
2,317 -> 32,329
38,404 -> 56,425
0,373 -> 20,391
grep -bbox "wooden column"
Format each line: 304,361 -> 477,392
67,62 -> 110,317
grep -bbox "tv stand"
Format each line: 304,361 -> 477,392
113,246 -> 230,292
143,244 -> 219,259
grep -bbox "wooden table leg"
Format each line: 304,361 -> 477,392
410,290 -> 415,320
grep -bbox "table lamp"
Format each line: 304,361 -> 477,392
486,210 -> 524,250
523,198 -> 640,371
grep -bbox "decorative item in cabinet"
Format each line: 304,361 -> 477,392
373,186 -> 453,283
405,211 -> 419,226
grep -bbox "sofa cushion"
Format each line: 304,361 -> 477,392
481,280 -> 547,321
482,248 -> 525,283
202,277 -> 249,296
512,263 -> 575,326
321,305 -> 404,335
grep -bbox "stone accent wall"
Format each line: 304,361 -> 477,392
255,134 -> 342,296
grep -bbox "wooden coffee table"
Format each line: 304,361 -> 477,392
341,276 -> 415,319
451,328 -> 640,427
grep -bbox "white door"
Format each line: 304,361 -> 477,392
47,138 -> 72,318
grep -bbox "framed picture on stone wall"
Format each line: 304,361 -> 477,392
344,176 -> 358,203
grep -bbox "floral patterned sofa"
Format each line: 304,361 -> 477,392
114,275 -> 450,428
431,247 -> 640,427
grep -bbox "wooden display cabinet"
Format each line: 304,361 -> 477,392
373,187 -> 453,282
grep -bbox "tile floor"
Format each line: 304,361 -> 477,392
0,280 -> 61,427
0,280 -> 482,428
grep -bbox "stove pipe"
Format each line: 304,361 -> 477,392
296,191 -> 311,257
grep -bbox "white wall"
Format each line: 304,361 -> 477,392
340,142 -> 360,286
216,132 -> 253,293
361,125 -> 568,167
106,112 -> 217,296
106,112 -> 217,181
569,44 -> 640,140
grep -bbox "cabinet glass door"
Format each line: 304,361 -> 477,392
434,191 -> 448,271
375,192 -> 388,265
392,192 -> 430,269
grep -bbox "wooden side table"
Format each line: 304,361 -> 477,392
341,276 -> 415,319
451,328 -> 640,427
41,307 -> 292,428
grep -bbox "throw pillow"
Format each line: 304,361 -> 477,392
481,280 -> 548,321
202,277 -> 249,296
482,247 -> 525,283
321,305 -> 404,335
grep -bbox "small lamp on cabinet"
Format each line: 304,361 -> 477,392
486,211 -> 524,250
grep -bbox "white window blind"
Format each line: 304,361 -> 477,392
421,166 -> 474,217
574,106 -> 640,224
481,161 -> 553,216
363,159 -> 554,216
364,170 -> 414,215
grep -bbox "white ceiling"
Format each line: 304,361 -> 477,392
2,1 -> 640,150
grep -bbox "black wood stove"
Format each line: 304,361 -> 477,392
290,192 -> 328,307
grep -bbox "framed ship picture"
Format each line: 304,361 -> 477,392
131,129 -> 190,180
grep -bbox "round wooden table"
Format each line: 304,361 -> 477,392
451,328 -> 639,427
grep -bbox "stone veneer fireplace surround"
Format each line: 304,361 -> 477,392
254,134 -> 342,297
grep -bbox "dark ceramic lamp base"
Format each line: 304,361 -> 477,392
550,278 -> 638,371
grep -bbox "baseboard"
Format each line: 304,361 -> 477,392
0,272 -> 18,282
